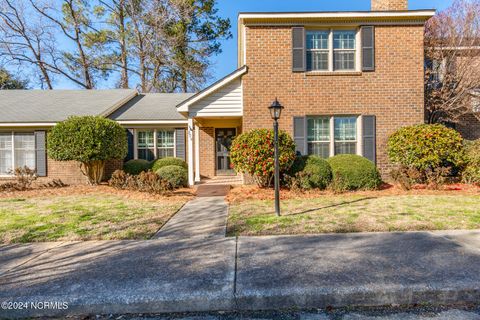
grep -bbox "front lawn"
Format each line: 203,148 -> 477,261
227,186 -> 480,236
0,186 -> 191,243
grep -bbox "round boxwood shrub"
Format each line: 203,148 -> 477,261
387,124 -> 465,172
290,156 -> 332,190
48,116 -> 127,185
230,129 -> 296,188
123,159 -> 150,175
156,165 -> 188,188
151,157 -> 188,172
327,155 -> 382,191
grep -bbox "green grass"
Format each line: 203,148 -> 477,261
0,195 -> 186,243
227,195 -> 480,236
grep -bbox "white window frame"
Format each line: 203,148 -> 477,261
307,115 -> 363,158
307,117 -> 331,158
334,116 -> 358,155
156,129 -> 175,158
134,129 -> 176,160
0,131 -> 36,177
306,28 -> 360,72
306,30 -> 330,71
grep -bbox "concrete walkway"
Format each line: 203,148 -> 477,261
154,185 -> 230,239
2,230 -> 480,318
154,196 -> 228,239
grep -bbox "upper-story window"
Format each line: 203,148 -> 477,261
333,31 -> 356,71
306,29 -> 357,72
306,31 -> 329,71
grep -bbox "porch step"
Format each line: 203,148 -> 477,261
200,175 -> 243,186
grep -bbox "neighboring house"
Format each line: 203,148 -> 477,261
427,45 -> 480,140
0,0 -> 436,186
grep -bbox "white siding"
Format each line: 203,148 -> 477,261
189,79 -> 243,117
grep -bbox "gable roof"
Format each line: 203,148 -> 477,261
0,89 -> 137,124
109,93 -> 193,122
176,66 -> 248,113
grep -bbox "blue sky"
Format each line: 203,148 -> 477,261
209,0 -> 452,84
49,0 -> 452,90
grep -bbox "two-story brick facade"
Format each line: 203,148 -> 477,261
178,0 -> 435,184
0,0 -> 437,186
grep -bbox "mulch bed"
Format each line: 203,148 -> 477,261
226,183 -> 480,203
0,184 -> 195,202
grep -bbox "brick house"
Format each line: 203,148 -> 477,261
0,0 -> 443,186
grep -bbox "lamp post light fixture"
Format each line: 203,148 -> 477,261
269,98 -> 284,217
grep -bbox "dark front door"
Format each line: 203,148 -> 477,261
215,128 -> 236,175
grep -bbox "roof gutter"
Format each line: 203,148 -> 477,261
238,10 -> 436,20
116,120 -> 188,125
0,122 -> 57,127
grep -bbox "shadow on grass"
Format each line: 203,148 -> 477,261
286,196 -> 377,216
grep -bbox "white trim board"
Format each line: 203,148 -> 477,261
177,66 -> 248,113
238,10 -> 436,20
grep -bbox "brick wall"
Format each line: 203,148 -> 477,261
242,25 -> 426,176
456,113 -> 480,141
371,0 -> 408,11
199,127 -> 216,178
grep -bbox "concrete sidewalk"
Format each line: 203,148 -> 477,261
154,196 -> 228,239
2,231 -> 480,318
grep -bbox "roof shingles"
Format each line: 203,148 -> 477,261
0,90 -> 192,123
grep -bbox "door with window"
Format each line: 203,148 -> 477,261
215,128 -> 236,175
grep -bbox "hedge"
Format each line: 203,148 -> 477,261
327,155 -> 382,191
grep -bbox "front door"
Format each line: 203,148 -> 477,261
215,128 -> 236,175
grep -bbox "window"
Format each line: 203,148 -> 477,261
0,132 -> 36,175
333,31 -> 356,71
306,29 -> 357,72
307,117 -> 330,158
306,116 -> 358,158
334,117 -> 357,154
306,31 -> 329,71
136,129 -> 175,161
137,131 -> 155,161
157,130 -> 174,158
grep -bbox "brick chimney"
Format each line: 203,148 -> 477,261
371,0 -> 408,11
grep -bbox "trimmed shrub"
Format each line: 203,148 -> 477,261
387,124 -> 465,173
289,156 -> 332,190
463,140 -> 480,185
327,155 -> 382,191
123,159 -> 150,175
48,116 -> 127,185
151,157 -> 188,172
109,170 -> 173,194
156,165 -> 188,188
230,129 -> 296,187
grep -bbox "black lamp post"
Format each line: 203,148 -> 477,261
269,98 -> 284,217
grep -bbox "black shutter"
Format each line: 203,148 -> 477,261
126,129 -> 134,161
34,131 -> 47,177
293,117 -> 307,156
175,128 -> 186,160
362,115 -> 376,164
361,26 -> 375,72
292,27 -> 306,72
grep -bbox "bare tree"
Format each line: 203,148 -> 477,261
29,0 -> 112,89
0,0 -> 55,89
425,0 -> 480,124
